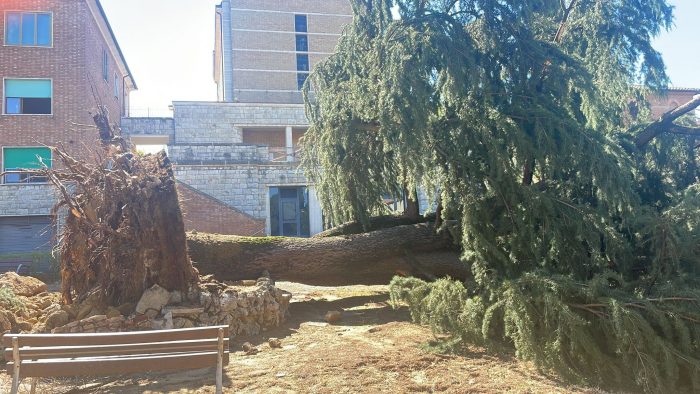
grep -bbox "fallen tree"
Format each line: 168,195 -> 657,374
46,146 -> 197,306
188,223 -> 467,285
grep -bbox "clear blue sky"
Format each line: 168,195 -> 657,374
101,0 -> 700,117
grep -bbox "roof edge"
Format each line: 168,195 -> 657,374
94,0 -> 137,89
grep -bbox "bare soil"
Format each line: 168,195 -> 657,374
2,283 -> 609,393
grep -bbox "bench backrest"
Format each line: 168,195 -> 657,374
3,325 -> 230,378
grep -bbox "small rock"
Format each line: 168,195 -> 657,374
76,303 -> 93,321
242,342 -> 259,355
17,320 -> 33,332
106,307 -> 122,319
144,309 -> 159,319
169,291 -> 183,304
324,311 -> 342,324
268,338 -> 282,348
0,272 -> 47,297
116,303 -> 135,316
44,310 -> 69,330
61,303 -> 78,319
368,327 -> 382,333
172,317 -> 194,329
0,311 -> 12,331
135,284 -> 170,314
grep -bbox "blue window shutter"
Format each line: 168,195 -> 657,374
5,79 -> 52,98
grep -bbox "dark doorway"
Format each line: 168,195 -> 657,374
270,186 -> 310,237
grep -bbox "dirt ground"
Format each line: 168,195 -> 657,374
1,283 -> 610,394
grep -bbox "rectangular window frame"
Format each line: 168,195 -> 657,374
102,49 -> 109,82
114,73 -> 119,99
1,146 -> 52,185
295,34 -> 308,52
2,78 -> 53,116
3,11 -> 53,48
294,14 -> 307,33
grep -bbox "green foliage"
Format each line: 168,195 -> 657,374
305,0 -> 699,391
390,275 -> 700,392
0,286 -> 23,311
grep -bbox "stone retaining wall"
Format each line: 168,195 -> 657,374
50,276 -> 291,337
169,144 -> 270,164
0,184 -> 57,216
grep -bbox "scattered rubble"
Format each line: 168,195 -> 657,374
0,273 -> 292,338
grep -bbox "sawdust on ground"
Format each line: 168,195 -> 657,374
1,283 -> 609,394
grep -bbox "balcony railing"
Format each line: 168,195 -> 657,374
268,147 -> 303,163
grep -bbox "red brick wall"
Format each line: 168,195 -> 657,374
649,89 -> 700,119
177,183 -> 266,236
0,0 -> 131,169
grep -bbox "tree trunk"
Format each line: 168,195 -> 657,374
313,214 -> 431,237
188,223 -> 468,286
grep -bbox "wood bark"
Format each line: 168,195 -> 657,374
188,223 -> 468,286
313,214 -> 431,237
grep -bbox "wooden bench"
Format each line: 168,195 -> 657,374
3,325 -> 230,394
0,261 -> 31,275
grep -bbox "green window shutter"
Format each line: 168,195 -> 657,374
4,79 -> 52,98
3,147 -> 52,169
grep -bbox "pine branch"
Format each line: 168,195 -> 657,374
634,94 -> 700,148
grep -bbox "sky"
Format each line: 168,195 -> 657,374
100,0 -> 700,117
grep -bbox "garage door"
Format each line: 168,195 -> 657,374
0,216 -> 54,254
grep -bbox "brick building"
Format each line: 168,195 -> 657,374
648,87 -> 700,118
0,0 -> 136,266
124,0 -> 352,236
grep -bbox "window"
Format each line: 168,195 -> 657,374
2,147 -> 51,184
295,35 -> 308,52
297,73 -> 308,90
294,15 -> 307,33
296,54 -> 309,72
102,49 -> 109,81
4,12 -> 52,47
4,79 -> 52,115
114,74 -> 119,98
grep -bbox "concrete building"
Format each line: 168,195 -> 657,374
124,0 -> 352,237
0,0 -> 136,267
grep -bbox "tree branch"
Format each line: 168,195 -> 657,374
634,94 -> 700,148
668,124 -> 700,136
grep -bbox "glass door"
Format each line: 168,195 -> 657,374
270,187 -> 310,237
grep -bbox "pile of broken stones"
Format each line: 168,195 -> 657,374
0,272 -> 291,337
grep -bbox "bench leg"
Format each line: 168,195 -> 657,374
30,377 -> 38,394
11,336 -> 20,394
216,328 -> 224,394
